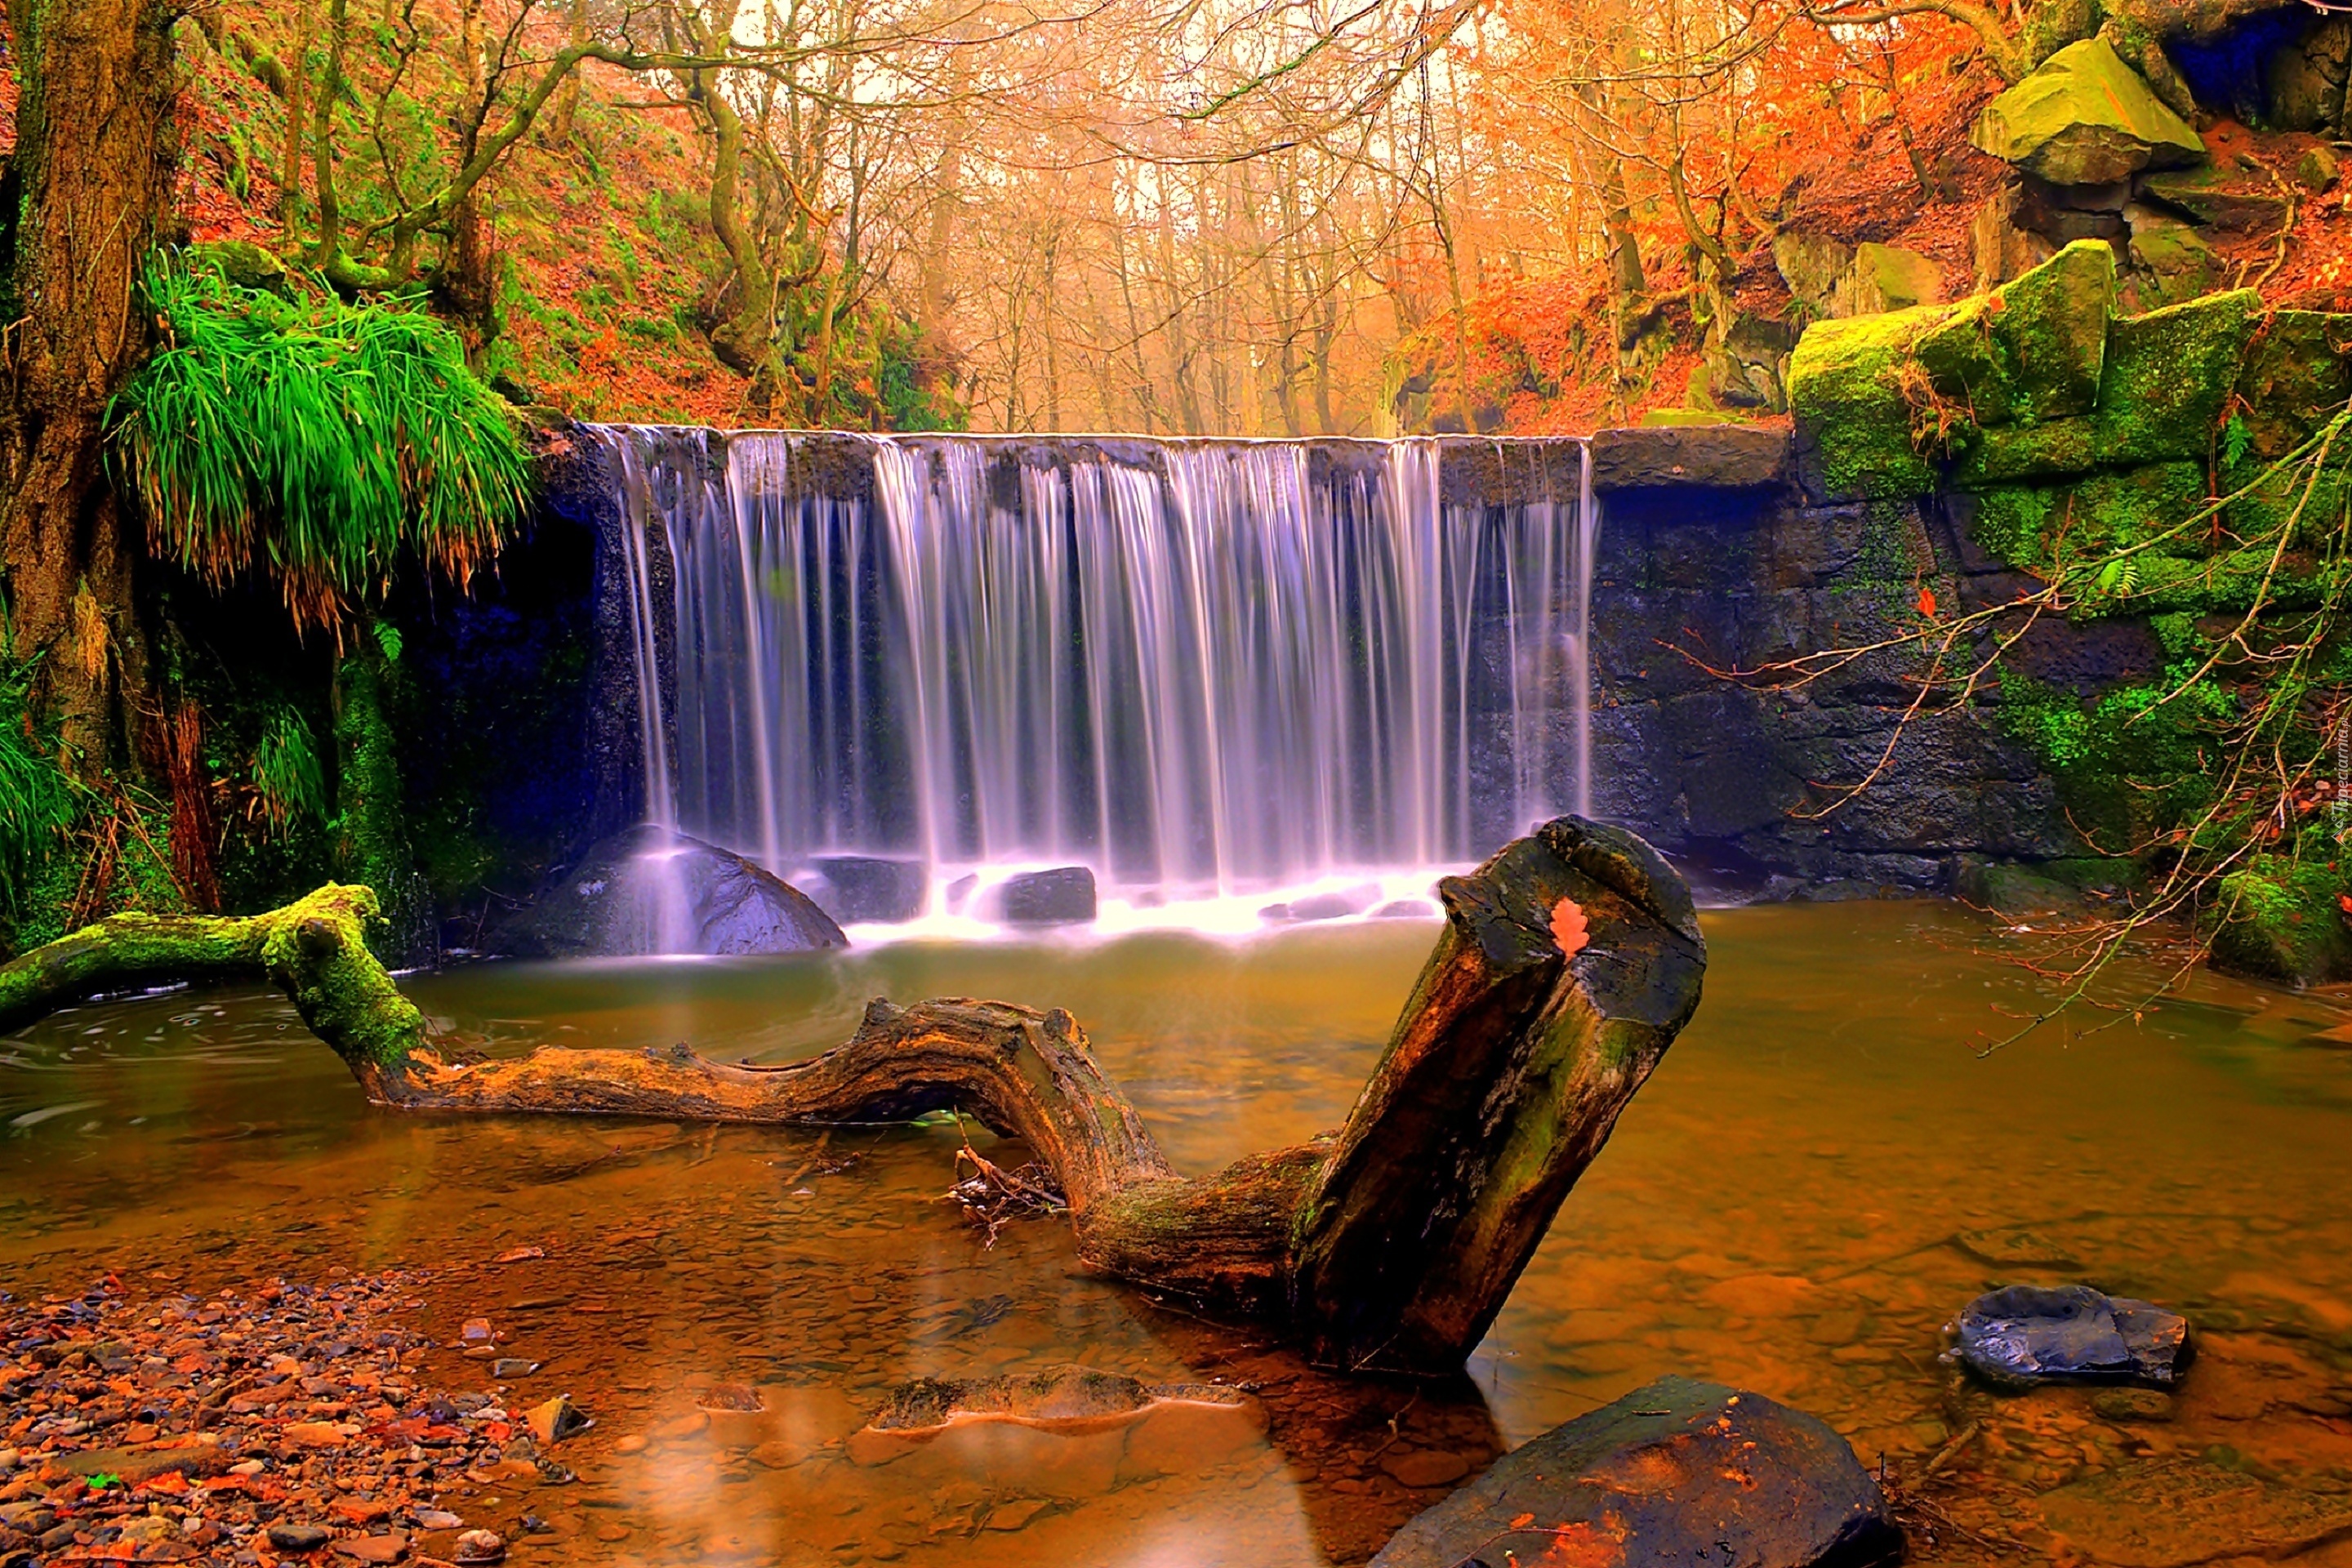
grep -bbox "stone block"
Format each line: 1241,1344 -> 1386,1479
1971,38 -> 2205,186
1589,424 -> 1790,491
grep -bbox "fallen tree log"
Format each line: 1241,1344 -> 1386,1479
0,815 -> 1705,1374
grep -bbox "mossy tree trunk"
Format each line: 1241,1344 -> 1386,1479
0,0 -> 179,770
0,818 -> 1706,1376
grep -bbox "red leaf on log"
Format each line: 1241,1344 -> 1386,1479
1917,586 -> 1938,617
1550,898 -> 1589,958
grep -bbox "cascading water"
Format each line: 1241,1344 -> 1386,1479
599,428 -> 1600,931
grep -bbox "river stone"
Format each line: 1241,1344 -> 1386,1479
1369,1377 -> 1899,1568
497,825 -> 846,956
1971,38 -> 2204,186
809,856 -> 927,923
989,866 -> 1097,924
1948,1284 -> 2190,1390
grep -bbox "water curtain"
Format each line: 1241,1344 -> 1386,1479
603,430 -> 1598,907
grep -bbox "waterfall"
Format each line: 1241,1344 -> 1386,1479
596,428 -> 1599,928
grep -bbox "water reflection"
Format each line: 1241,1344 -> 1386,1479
4,906 -> 2352,1563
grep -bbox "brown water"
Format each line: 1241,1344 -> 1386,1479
8,903 -> 2352,1566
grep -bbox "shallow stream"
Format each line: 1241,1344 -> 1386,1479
7,903 -> 2352,1565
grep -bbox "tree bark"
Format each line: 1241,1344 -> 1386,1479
0,0 -> 179,771
0,817 -> 1706,1376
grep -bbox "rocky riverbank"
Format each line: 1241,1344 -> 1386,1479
0,1272 -> 537,1566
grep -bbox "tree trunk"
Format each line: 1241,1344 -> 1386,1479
0,0 -> 178,772
0,817 -> 1706,1375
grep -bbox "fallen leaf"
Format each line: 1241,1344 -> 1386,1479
1917,586 -> 1938,617
1550,898 -> 1589,958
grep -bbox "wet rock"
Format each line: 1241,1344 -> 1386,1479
414,1511 -> 464,1530
2038,1456 -> 2352,1566
336,1535 -> 409,1564
850,1365 -> 1258,1474
489,1358 -> 537,1380
989,866 -> 1097,925
1380,1449 -> 1472,1489
1369,1376 -> 1899,1568
1262,885 -> 1379,923
1370,899 -> 1440,920
1949,1284 -> 2190,1390
497,825 -> 846,957
525,1394 -> 590,1445
452,1530 -> 507,1565
1589,424 -> 1790,492
267,1524 -> 332,1554
866,1366 -> 1236,1431
810,856 -> 928,923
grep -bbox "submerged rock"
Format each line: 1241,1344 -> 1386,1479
989,866 -> 1097,925
809,856 -> 928,923
497,826 -> 846,957
847,1365 -> 1263,1492
1370,1376 -> 1899,1568
1948,1284 -> 2190,1390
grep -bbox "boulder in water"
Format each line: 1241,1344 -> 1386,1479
1261,884 -> 1379,923
1948,1283 -> 2190,1390
1369,1376 -> 1899,1568
498,826 -> 846,957
809,856 -> 928,923
990,866 -> 1097,925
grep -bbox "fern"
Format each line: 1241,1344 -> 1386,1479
2222,411 -> 2253,468
0,654 -> 75,920
251,707 -> 327,835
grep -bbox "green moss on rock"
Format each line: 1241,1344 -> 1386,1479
1984,238 -> 2116,425
1788,301 -> 1958,500
2094,289 -> 2256,466
2207,856 -> 2351,987
2237,310 -> 2352,464
1970,38 -> 2205,186
1950,416 -> 2102,488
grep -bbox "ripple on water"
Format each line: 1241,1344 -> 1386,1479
3,904 -> 2352,1564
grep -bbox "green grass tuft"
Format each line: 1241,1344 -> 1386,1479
0,656 -> 75,920
108,257 -> 532,632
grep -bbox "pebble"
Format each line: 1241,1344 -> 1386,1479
453,1528 -> 508,1565
268,1522 -> 333,1552
0,1272 -> 558,1568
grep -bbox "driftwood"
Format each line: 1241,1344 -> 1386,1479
0,816 -> 1705,1374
